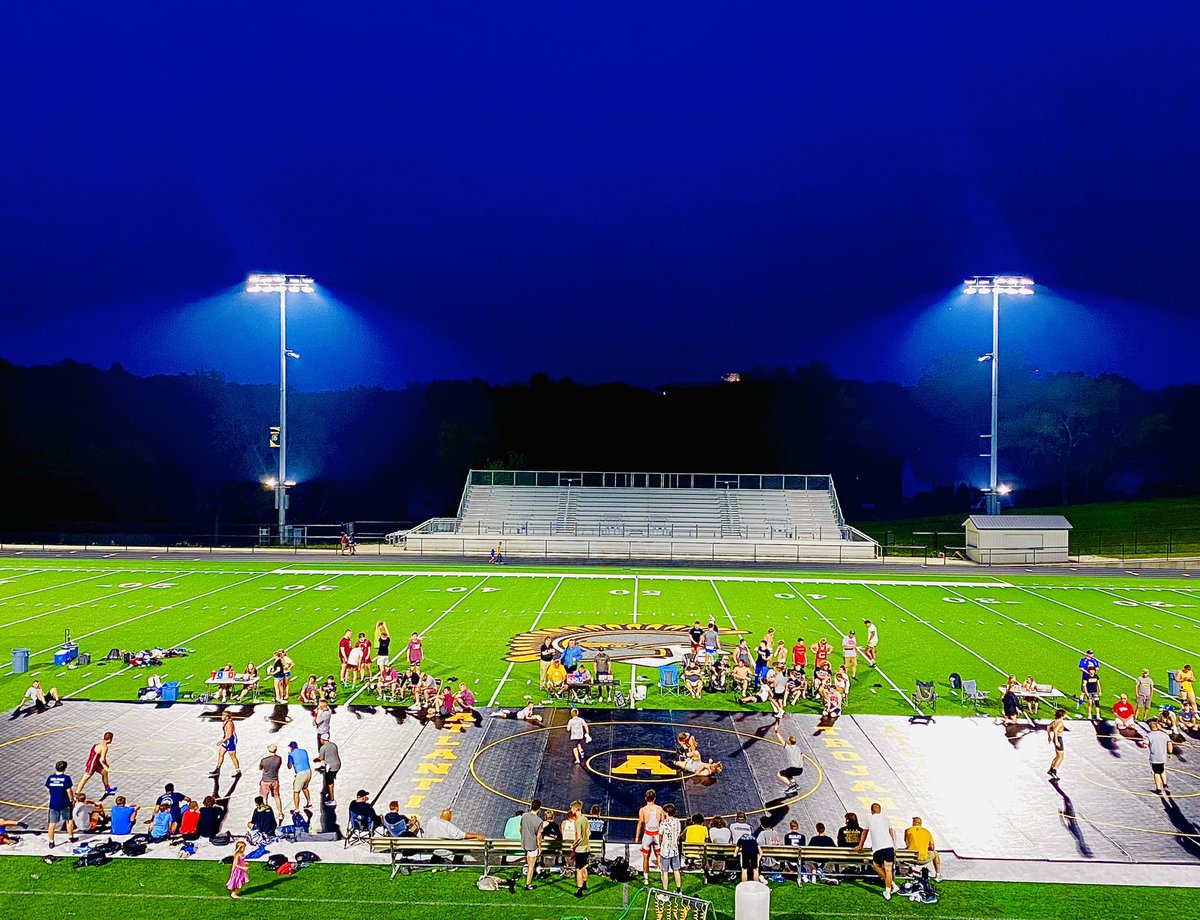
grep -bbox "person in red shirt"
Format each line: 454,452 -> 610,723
791,639 -> 807,671
355,633 -> 374,682
179,797 -> 201,837
1112,694 -> 1136,731
407,632 -> 423,667
338,630 -> 354,685
811,638 -> 832,669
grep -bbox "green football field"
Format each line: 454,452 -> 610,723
0,854 -> 1191,920
2,559 -> 1197,715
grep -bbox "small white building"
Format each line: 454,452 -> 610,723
963,514 -> 1072,564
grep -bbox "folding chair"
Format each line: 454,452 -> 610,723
344,815 -> 373,848
911,680 -> 937,720
961,679 -> 989,713
658,664 -> 681,695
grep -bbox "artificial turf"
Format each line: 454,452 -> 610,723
1,560 -> 1197,716
0,853 -> 1191,920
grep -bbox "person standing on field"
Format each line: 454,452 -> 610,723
855,802 -> 899,900
862,620 -> 879,667
77,731 -> 117,797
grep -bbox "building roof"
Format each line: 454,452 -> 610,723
963,515 -> 1073,530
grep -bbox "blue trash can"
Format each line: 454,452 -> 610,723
161,681 -> 180,702
11,648 -> 30,675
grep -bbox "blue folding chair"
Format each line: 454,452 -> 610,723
658,663 -> 681,695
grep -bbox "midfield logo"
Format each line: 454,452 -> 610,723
505,623 -> 746,668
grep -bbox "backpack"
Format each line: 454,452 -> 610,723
92,839 -> 122,856
275,861 -> 295,875
122,838 -> 148,856
74,852 -> 110,868
294,850 -> 321,865
210,832 -> 233,847
604,856 -> 631,883
267,854 -> 289,869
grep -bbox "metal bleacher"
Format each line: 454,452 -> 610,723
390,471 -> 878,563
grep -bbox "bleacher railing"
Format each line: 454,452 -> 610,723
467,469 -> 834,491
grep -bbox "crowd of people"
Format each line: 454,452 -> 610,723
535,619 -> 881,722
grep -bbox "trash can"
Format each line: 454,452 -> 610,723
735,880 -> 770,920
1167,670 -> 1181,697
161,681 -> 180,702
11,648 -> 30,675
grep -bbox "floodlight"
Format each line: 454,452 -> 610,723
246,272 -> 314,540
964,273 -> 1034,514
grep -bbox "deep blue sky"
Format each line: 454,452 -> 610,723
3,3 -> 1198,390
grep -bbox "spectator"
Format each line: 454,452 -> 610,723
315,737 -> 341,806
73,791 -> 104,832
425,807 -> 486,841
708,816 -> 732,845
1177,665 -> 1196,707
545,657 -> 567,695
1002,683 -> 1021,726
110,796 -> 139,835
569,799 -> 591,899
520,798 -> 544,891
728,812 -> 752,841
561,640 -> 583,674
347,790 -> 380,833
561,805 -> 577,844
658,803 -> 683,895
247,796 -> 277,839
287,742 -> 313,812
540,809 -> 562,845
298,675 -> 319,705
684,813 -> 709,844
156,783 -> 185,833
683,658 -> 704,699
809,822 -> 835,847
783,819 -> 805,846
258,744 -> 284,820
147,802 -> 173,840
587,804 -> 606,843
1078,649 -> 1100,692
178,797 -> 201,837
855,802 -> 899,900
731,661 -> 752,697
504,808 -> 524,840
1083,667 -> 1103,719
904,816 -> 942,881
735,827 -> 760,882
313,700 -> 333,748
1135,669 -> 1155,720
382,802 -> 409,837
17,680 -> 62,716
196,795 -> 224,838
837,812 -> 862,849
538,639 -> 555,691
1146,718 -> 1174,795
1112,694 -> 1137,731
45,760 -> 75,848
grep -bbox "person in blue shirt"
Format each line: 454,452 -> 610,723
45,760 -> 75,849
109,796 -> 139,835
287,742 -> 313,812
561,641 -> 583,674
148,803 -> 173,840
156,783 -> 186,833
1078,650 -> 1100,693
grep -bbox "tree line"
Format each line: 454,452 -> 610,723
0,357 -> 1196,534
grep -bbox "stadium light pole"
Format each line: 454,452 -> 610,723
963,275 -> 1034,515
246,273 -> 315,542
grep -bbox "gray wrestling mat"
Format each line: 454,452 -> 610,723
2,700 -> 1197,866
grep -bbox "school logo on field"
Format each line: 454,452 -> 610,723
505,623 -> 746,668
610,753 -> 678,776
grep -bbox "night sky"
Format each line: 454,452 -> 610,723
4,3 -> 1198,390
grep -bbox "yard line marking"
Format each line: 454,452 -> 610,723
862,584 -> 1008,678
0,574 -> 224,670
942,587 -> 1159,691
788,582 -> 921,716
1101,588 -> 1200,626
307,577 -> 420,706
0,572 -> 171,632
1014,586 -> 1200,659
419,576 -> 491,638
488,576 -> 564,707
63,572 -> 293,697
632,574 -> 639,624
710,579 -> 737,630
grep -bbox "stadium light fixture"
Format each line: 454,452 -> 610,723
963,274 -> 1035,514
246,272 -> 315,542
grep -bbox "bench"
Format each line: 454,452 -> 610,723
370,837 -> 582,879
681,842 -> 923,878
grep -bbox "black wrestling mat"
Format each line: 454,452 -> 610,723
2,701 -> 1197,865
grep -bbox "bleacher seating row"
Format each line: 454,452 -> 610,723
368,835 -> 921,880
